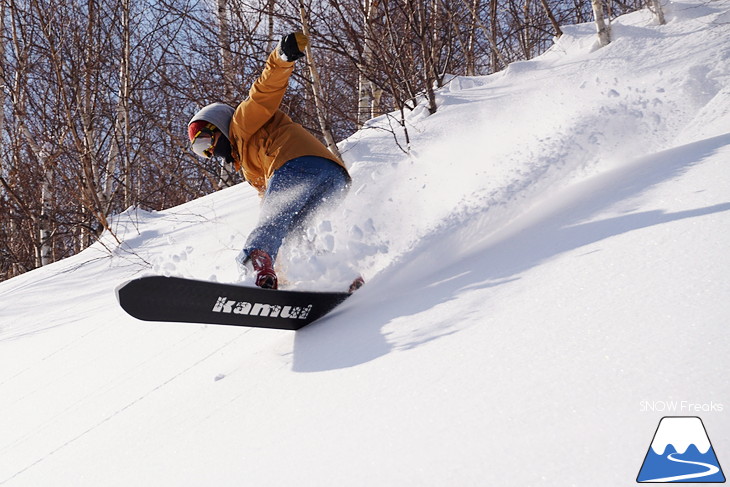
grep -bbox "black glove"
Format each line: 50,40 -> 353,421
278,32 -> 308,61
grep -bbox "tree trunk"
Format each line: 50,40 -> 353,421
591,0 -> 611,47
463,0 -> 506,73
648,0 -> 665,25
299,2 -> 342,160
490,0 -> 500,70
465,0 -> 479,75
39,153 -> 54,266
105,0 -> 132,209
357,0 -> 380,128
411,0 -> 437,114
539,0 -> 563,38
0,0 -> 4,141
267,0 -> 276,52
217,0 -> 236,187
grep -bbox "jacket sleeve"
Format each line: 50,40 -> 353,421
233,49 -> 294,139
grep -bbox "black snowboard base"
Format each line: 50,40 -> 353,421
116,276 -> 351,330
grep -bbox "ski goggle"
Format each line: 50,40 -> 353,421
190,123 -> 219,158
192,134 -> 219,158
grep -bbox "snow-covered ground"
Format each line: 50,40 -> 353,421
2,2 -> 729,485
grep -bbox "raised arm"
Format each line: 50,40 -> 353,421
232,33 -> 309,139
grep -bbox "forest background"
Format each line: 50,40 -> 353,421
0,0 -> 650,280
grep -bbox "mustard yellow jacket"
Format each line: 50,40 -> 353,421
230,49 -> 348,194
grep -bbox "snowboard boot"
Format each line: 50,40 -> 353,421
349,276 -> 365,294
247,249 -> 278,290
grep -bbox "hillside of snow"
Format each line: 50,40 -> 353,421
2,2 -> 729,485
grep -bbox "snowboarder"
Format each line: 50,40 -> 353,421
187,32 -> 353,290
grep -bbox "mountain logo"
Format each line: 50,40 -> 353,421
637,416 -> 725,483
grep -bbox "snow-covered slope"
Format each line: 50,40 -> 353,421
2,2 -> 729,485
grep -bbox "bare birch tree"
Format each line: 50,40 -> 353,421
105,0 -> 132,209
357,0 -> 382,128
217,0 -> 237,186
591,0 -> 611,47
647,0 -> 665,25
540,0 -> 563,38
299,1 -> 342,159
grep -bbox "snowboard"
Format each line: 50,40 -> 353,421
116,275 -> 351,330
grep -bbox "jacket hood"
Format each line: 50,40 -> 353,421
189,102 -> 235,140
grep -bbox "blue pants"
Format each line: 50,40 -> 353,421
243,156 -> 349,261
